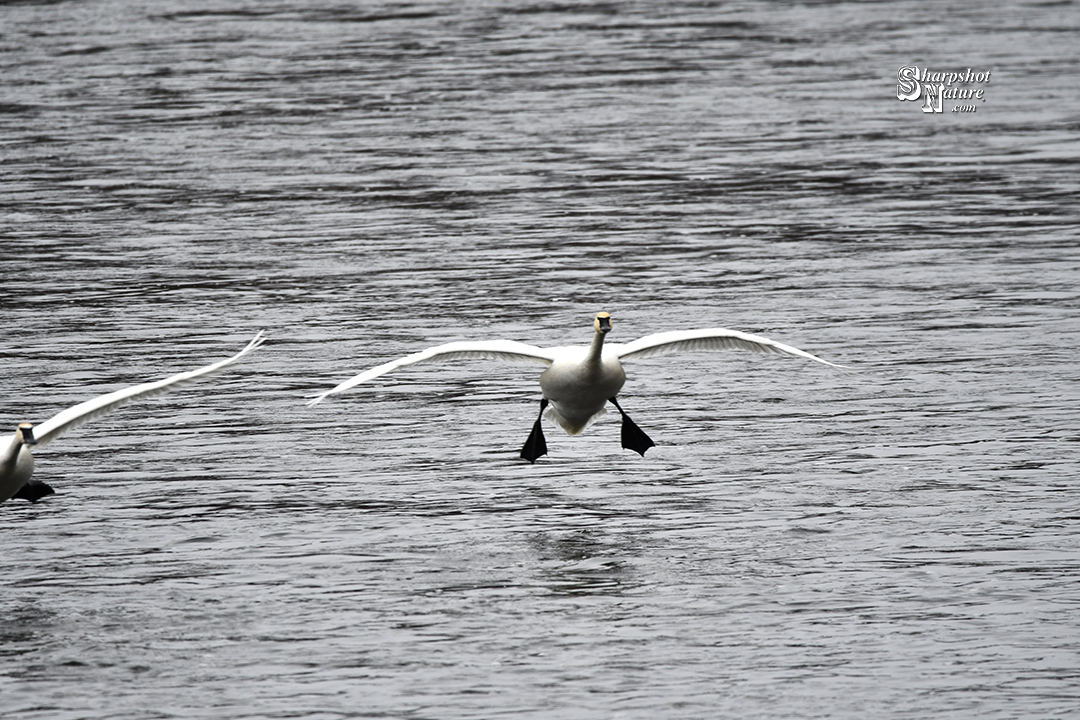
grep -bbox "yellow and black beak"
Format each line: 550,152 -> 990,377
17,423 -> 37,446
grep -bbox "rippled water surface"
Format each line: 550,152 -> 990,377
3,1 -> 1079,718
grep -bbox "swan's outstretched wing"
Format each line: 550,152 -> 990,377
30,332 -> 267,447
612,328 -> 848,369
308,340 -> 557,406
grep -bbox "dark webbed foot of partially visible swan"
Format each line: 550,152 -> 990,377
520,398 -> 549,463
609,397 -> 655,457
13,480 -> 56,503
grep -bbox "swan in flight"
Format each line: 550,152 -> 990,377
308,314 -> 846,462
2,332 -> 267,504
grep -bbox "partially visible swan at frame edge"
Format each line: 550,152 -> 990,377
2,332 -> 267,504
307,313 -> 848,462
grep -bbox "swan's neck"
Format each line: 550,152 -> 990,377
1,431 -> 22,477
585,330 -> 607,365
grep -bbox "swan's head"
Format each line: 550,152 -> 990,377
17,423 -> 37,446
594,312 -> 612,334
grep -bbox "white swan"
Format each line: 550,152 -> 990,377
308,313 -> 846,462
2,332 -> 267,503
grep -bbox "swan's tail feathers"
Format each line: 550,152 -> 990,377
609,397 -> 655,457
520,399 -> 549,463
543,405 -> 607,435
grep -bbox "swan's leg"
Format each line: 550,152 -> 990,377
13,480 -> 56,503
609,397 -> 655,457
520,398 -> 549,463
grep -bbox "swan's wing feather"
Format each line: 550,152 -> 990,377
612,328 -> 848,369
31,332 -> 267,447
307,340 -> 556,405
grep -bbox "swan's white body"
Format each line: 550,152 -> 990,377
308,314 -> 846,459
2,332 -> 266,503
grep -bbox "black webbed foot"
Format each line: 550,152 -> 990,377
520,398 -> 549,463
13,480 -> 56,503
609,397 -> 655,457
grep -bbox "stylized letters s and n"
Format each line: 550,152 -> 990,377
897,66 -> 921,101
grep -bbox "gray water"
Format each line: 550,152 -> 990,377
3,1 -> 1080,718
